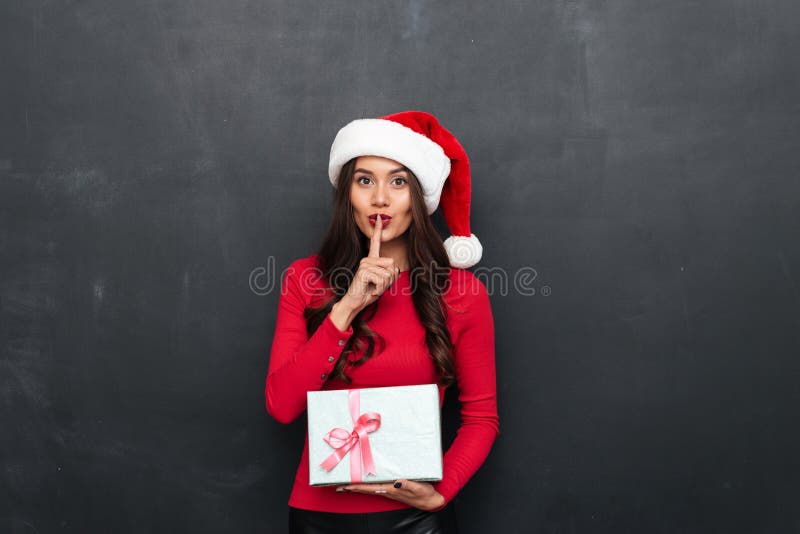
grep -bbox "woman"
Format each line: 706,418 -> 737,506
266,111 -> 498,533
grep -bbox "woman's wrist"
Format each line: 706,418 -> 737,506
424,491 -> 446,511
329,299 -> 359,332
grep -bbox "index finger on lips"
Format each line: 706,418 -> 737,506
368,215 -> 382,258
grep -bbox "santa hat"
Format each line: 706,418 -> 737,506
328,111 -> 483,269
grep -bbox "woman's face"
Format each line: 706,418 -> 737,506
349,155 -> 413,244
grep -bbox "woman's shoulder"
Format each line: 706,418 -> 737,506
441,267 -> 490,308
281,254 -> 329,296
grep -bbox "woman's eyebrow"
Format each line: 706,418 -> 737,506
354,167 -> 408,175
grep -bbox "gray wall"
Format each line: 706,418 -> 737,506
2,1 -> 799,532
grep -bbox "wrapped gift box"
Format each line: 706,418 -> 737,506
307,384 -> 443,486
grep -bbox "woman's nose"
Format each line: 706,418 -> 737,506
371,183 -> 388,206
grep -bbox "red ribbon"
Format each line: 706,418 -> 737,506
319,389 -> 381,483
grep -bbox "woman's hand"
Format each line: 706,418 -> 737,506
335,215 -> 400,317
336,479 -> 445,511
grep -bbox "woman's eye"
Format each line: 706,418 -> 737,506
356,176 -> 372,185
392,177 -> 408,186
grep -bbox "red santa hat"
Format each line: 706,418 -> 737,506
328,111 -> 483,269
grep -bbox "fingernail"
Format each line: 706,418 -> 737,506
336,488 -> 346,492
393,482 -> 402,489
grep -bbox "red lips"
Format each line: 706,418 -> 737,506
368,214 -> 392,227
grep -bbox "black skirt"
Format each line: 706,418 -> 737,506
288,504 -> 459,534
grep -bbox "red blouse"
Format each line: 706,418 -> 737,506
265,254 -> 499,513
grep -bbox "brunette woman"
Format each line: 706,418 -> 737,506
266,111 -> 498,534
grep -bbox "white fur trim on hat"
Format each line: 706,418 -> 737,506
443,234 -> 483,269
328,119 -> 451,214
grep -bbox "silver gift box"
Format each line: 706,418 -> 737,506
307,384 -> 443,486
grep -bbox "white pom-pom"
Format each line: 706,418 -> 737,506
443,234 -> 483,268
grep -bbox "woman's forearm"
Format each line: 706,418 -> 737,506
329,299 -> 360,331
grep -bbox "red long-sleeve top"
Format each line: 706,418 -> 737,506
265,254 -> 499,513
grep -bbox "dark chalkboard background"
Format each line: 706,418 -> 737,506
2,1 -> 799,532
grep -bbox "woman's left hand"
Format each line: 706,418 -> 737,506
336,479 -> 445,511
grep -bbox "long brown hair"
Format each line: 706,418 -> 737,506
304,158 -> 456,386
